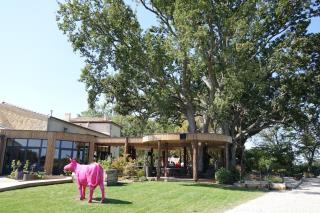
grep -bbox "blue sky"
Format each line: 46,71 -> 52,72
0,1 -> 319,120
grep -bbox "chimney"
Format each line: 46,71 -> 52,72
65,113 -> 71,121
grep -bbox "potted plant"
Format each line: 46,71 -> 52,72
144,154 -> 153,177
10,160 -> 17,179
16,160 -> 23,179
100,159 -> 118,185
23,160 -> 36,181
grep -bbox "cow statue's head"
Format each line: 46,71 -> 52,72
64,158 -> 77,172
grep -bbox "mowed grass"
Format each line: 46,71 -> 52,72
0,181 -> 264,213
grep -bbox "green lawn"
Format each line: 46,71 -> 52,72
0,181 -> 264,213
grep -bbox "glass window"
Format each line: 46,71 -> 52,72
60,141 -> 73,149
7,139 -> 13,147
41,148 -> 47,158
28,139 -> 42,147
26,149 -> 39,164
54,149 -> 59,159
42,140 -> 48,147
55,140 -> 60,148
14,139 -> 27,147
60,150 -> 72,159
2,138 -> 47,175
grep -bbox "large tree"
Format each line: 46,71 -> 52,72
57,0 -> 320,166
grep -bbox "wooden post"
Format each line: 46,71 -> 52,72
44,132 -> 56,175
183,146 -> 187,169
150,148 -> 154,168
164,143 -> 168,177
88,140 -> 95,163
192,141 -> 198,181
124,137 -> 129,159
0,135 -> 7,175
157,141 -> 161,180
225,144 -> 229,170
162,150 -> 165,167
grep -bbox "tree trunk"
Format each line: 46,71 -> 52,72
230,141 -> 237,168
186,105 -> 196,133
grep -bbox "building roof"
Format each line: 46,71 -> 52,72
0,102 -> 48,130
0,102 -> 109,136
70,116 -> 122,128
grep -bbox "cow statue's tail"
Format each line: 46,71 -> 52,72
89,163 -> 104,187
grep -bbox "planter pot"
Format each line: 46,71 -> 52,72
270,183 -> 286,190
233,182 -> 245,187
105,169 -> 118,186
244,180 -> 269,189
145,166 -> 153,177
23,173 -> 37,181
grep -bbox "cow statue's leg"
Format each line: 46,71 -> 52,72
78,184 -> 84,200
99,182 -> 105,203
88,186 -> 94,203
82,185 -> 86,199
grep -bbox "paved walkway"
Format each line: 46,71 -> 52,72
0,176 -> 72,192
225,178 -> 320,213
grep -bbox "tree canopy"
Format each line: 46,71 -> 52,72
57,0 -> 320,165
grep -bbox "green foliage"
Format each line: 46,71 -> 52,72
111,156 -> 139,177
23,160 -> 30,174
99,159 -> 112,171
57,0 -> 320,168
246,126 -> 296,175
63,170 -> 72,176
215,168 -> 236,185
268,176 -> 283,183
137,169 -> 145,178
111,156 -> 129,175
10,160 -> 17,178
36,171 -> 46,179
123,161 -> 138,177
11,160 -> 16,172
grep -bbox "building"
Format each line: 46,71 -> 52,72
0,102 -> 232,181
0,102 -> 121,175
65,114 -> 122,159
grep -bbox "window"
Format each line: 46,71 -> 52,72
3,138 -> 48,175
53,140 -> 89,175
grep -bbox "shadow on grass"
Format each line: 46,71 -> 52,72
181,183 -> 267,192
106,182 -> 128,187
92,197 -> 132,205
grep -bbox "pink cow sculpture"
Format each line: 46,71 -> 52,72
64,159 -> 105,203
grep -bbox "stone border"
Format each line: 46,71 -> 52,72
0,177 -> 72,192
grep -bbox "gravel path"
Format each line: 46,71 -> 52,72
225,178 -> 320,213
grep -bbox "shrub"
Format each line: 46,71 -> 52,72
215,168 -> 235,184
111,156 -> 138,177
111,156 -> 129,175
268,176 -> 283,183
123,161 -> 138,177
23,160 -> 30,173
99,159 -> 112,171
10,160 -> 17,178
137,169 -> 145,178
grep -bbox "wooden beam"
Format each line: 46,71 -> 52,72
157,141 -> 161,180
192,141 -> 198,181
0,135 -> 7,175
